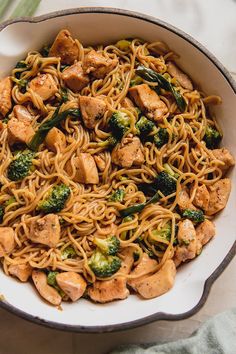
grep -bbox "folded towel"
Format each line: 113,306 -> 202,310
110,308 -> 236,354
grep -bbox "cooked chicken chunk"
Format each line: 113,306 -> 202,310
129,84 -> 168,122
196,220 -> 215,247
83,50 -> 118,78
13,105 -> 33,121
79,96 -> 107,129
212,148 -> 235,175
111,134 -> 144,168
45,127 -> 66,152
0,227 -> 16,257
177,188 -> 195,211
8,263 -> 32,282
167,62 -> 193,91
29,214 -> 60,248
192,184 -> 210,211
32,270 -> 62,306
88,277 -> 129,303
88,248 -> 133,303
56,272 -> 87,302
174,219 -> 198,266
120,247 -> 135,275
135,260 -> 176,299
49,29 -> 79,65
121,97 -> 135,109
61,62 -> 89,92
0,77 -> 12,117
128,253 -> 157,290
66,152 -> 99,184
29,74 -> 58,101
7,106 -> 34,145
94,154 -> 106,172
206,179 -> 231,216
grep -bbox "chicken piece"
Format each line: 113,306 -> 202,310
83,50 -> 118,79
94,154 -> 106,172
129,84 -> 168,122
206,179 -> 231,216
121,97 -> 135,109
49,29 -> 79,65
79,96 -> 107,129
0,77 -> 12,117
111,134 -> 144,168
167,62 -> 193,91
29,74 -> 58,101
45,127 -> 66,152
174,219 -> 198,267
88,277 -> 129,303
128,253 -> 157,290
212,148 -> 235,175
177,188 -> 195,211
29,214 -> 60,248
66,152 -> 99,184
0,227 -> 16,257
7,106 -> 35,145
13,105 -> 33,121
56,272 -> 87,302
62,62 -> 89,92
120,247 -> 134,275
32,270 -> 62,306
8,263 -> 32,282
192,185 -> 210,211
135,260 -> 176,299
196,219 -> 215,248
88,248 -> 133,303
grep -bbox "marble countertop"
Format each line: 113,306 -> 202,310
0,1 -> 235,353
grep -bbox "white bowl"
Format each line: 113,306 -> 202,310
0,7 -> 235,333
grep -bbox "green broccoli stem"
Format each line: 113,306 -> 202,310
28,108 -> 80,151
136,65 -> 186,112
120,191 -> 160,218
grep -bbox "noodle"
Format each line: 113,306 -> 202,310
0,30 -> 233,305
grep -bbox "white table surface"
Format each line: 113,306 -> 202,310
0,1 -> 236,353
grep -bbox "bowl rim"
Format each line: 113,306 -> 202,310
0,6 -> 235,334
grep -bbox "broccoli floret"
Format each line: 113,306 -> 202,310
88,250 -> 121,278
61,246 -> 77,260
7,150 -> 35,181
0,206 -> 4,223
182,209 -> 205,223
38,184 -> 71,214
97,136 -> 118,149
109,112 -> 130,140
109,189 -> 125,202
135,116 -> 155,137
150,223 -> 172,242
203,125 -> 222,149
47,271 -> 65,297
154,128 -> 169,148
47,271 -> 59,286
93,236 -> 120,256
155,171 -> 177,196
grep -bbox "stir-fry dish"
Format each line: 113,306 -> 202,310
0,29 -> 234,306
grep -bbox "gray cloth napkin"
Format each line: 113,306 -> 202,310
110,308 -> 236,354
